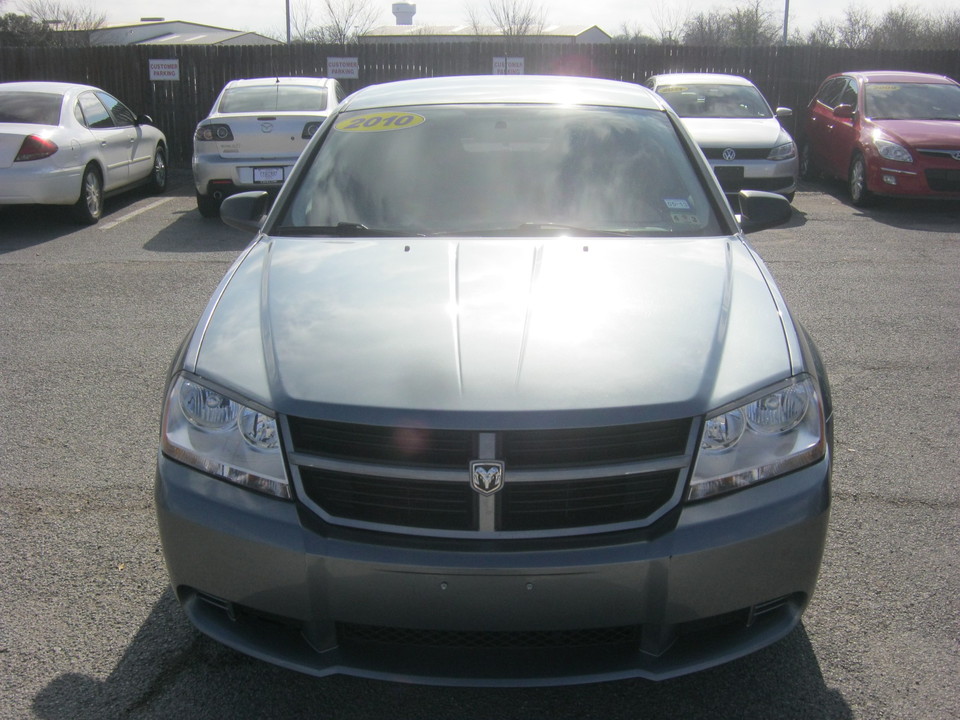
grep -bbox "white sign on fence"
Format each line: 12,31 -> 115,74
148,59 -> 180,82
327,57 -> 360,79
492,57 -> 525,75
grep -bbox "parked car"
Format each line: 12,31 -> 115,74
192,76 -> 345,217
157,75 -> 832,686
0,81 -> 167,224
646,73 -> 799,201
799,70 -> 960,206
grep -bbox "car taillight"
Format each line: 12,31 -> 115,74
302,120 -> 325,139
195,124 -> 234,142
15,135 -> 59,162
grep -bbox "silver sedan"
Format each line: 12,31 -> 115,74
0,81 -> 167,223
646,73 -> 799,202
192,76 -> 344,217
157,75 -> 831,686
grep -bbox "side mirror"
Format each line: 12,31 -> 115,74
220,191 -> 272,233
833,104 -> 855,119
737,190 -> 792,233
136,114 -> 155,126
775,107 -> 793,119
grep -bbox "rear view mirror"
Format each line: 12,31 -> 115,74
737,190 -> 792,233
220,191 -> 272,233
833,104 -> 855,119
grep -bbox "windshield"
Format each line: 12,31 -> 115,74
279,104 -> 723,237
218,85 -> 328,113
656,84 -> 772,119
0,91 -> 62,125
865,82 -> 960,120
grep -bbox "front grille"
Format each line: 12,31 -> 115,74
288,417 -> 689,468
300,468 -> 476,530
287,417 -> 694,536
338,622 -> 641,649
702,147 -> 772,160
501,471 -> 679,531
925,168 -> 960,192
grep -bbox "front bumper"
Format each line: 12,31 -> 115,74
709,157 -> 798,195
867,158 -> 960,198
156,452 -> 830,686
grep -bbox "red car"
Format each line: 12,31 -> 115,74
800,71 -> 960,205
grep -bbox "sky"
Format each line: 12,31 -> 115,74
66,0 -> 954,40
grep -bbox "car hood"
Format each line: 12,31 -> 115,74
192,236 -> 792,418
679,117 -> 787,148
869,118 -> 960,148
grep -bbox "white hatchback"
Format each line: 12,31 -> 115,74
192,76 -> 345,217
0,81 -> 167,224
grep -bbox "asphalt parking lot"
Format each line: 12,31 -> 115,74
1,171 -> 958,719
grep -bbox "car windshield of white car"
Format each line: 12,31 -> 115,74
219,86 -> 329,113
866,83 -> 960,121
657,84 -> 773,119
0,91 -> 62,125
277,104 -> 724,238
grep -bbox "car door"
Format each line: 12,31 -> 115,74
77,91 -> 133,190
820,78 -> 860,179
97,91 -> 154,183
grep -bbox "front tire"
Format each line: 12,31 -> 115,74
848,153 -> 873,207
149,146 -> 167,194
72,165 -> 103,224
799,141 -> 819,181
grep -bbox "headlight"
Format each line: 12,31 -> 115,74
689,375 -> 825,501
767,141 -> 797,161
161,375 -> 290,499
874,138 -> 912,163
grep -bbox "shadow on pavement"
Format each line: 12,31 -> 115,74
33,589 -> 853,720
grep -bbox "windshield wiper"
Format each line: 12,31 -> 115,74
274,222 -> 422,237
430,223 -> 673,237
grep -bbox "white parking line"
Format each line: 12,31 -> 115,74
99,197 -> 174,230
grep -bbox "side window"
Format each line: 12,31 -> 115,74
816,78 -> 845,109
97,91 -> 136,127
78,92 -> 115,129
837,80 -> 858,108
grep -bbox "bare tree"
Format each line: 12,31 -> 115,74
486,0 -> 546,37
302,0 -> 381,43
837,5 -> 874,48
615,22 -> 658,44
16,0 -> 104,30
804,18 -> 838,46
650,0 -> 688,44
727,0 -> 779,45
682,9 -> 729,44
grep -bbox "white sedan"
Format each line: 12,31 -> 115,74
0,81 -> 167,224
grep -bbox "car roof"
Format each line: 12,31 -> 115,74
839,71 -> 958,85
649,73 -> 755,87
340,75 -> 667,112
223,77 -> 335,89
0,81 -> 97,95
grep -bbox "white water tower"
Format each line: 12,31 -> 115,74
392,2 -> 416,25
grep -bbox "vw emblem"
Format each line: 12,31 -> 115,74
260,122 -> 274,133
470,461 -> 504,495
722,148 -> 737,161
951,150 -> 960,161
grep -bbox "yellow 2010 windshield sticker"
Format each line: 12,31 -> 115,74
335,112 -> 426,132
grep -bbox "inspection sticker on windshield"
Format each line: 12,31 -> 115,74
335,112 -> 426,132
665,198 -> 691,210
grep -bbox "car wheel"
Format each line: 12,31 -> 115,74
798,142 -> 819,181
149,146 -> 167,194
72,164 -> 103,224
848,153 -> 873,207
196,192 -> 221,218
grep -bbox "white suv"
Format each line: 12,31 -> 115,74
192,76 -> 344,217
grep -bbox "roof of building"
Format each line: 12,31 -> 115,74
363,24 -> 611,39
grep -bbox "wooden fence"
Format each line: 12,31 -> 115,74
2,42 -> 958,168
